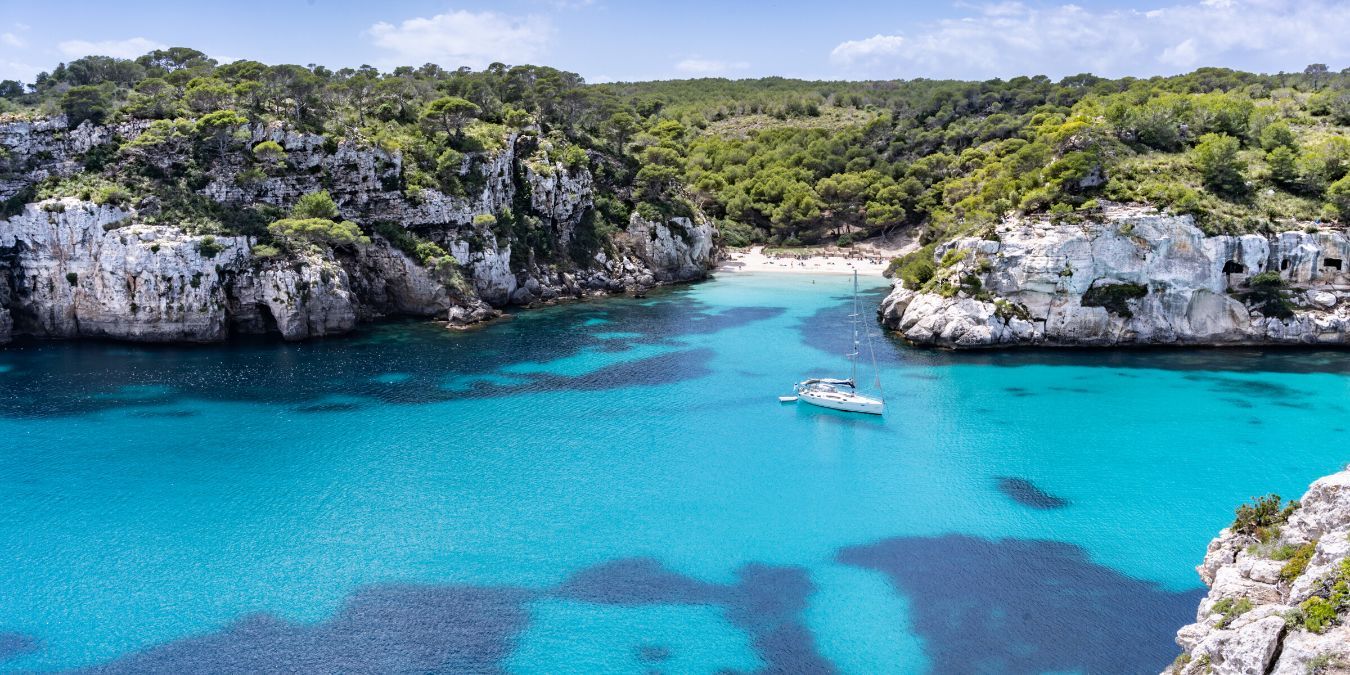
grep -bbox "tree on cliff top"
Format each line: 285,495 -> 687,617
196,109 -> 249,159
61,85 -> 113,126
1192,133 -> 1247,197
422,96 -> 480,140
291,190 -> 339,220
268,191 -> 369,249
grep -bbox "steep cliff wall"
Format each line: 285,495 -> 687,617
0,117 -> 718,344
1165,471 -> 1350,675
880,206 -> 1350,347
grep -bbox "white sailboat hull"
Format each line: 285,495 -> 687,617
796,387 -> 885,415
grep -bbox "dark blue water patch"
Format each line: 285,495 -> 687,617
636,643 -> 671,663
838,535 -> 1204,675
457,349 -> 715,399
556,558 -> 836,674
0,281 -> 781,419
1047,386 -> 1094,394
995,477 -> 1070,510
1182,373 -> 1303,400
0,632 -> 38,662
293,402 -> 364,414
798,287 -> 901,365
1003,387 -> 1035,397
76,584 -> 531,674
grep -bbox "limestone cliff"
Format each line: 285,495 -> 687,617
880,205 -> 1350,347
1165,470 -> 1350,675
0,116 -> 718,344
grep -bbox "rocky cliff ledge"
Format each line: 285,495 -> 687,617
1165,470 -> 1350,675
879,206 -> 1350,347
0,117 -> 716,345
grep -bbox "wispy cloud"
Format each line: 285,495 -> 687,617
57,37 -> 166,60
0,32 -> 25,49
674,58 -> 750,76
366,10 -> 552,69
828,0 -> 1350,79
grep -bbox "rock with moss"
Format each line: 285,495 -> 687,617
1165,470 -> 1350,675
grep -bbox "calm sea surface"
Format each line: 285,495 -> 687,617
1,272 -> 1347,673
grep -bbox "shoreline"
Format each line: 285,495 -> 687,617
715,246 -> 891,276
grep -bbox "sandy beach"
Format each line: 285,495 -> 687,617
716,245 -> 893,276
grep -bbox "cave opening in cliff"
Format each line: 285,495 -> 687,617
1282,259 -> 1291,270
1324,258 -> 1343,270
257,304 -> 279,335
1222,261 -> 1245,274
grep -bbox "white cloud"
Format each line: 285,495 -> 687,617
57,37 -> 166,60
828,0 -> 1350,79
366,10 -> 552,69
830,34 -> 906,65
1,32 -> 25,49
674,58 -> 750,75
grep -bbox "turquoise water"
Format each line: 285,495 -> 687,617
1,272 -> 1348,673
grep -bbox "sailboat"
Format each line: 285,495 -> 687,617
784,270 -> 886,415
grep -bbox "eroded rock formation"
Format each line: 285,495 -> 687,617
880,205 -> 1350,347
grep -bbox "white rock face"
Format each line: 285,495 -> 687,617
1164,469 -> 1350,675
882,207 -> 1350,347
621,214 -> 717,282
1,199 -> 249,341
0,116 -> 720,343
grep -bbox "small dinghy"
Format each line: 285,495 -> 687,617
778,395 -> 799,402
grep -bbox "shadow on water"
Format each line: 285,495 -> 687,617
995,477 -> 1071,510
0,286 -> 777,419
557,558 -> 835,673
62,535 -> 1203,674
74,585 -> 532,674
0,633 -> 38,663
838,535 -> 1204,675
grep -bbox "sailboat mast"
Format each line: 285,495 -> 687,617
851,270 -> 859,386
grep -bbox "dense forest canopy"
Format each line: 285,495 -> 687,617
4,48 -> 1350,261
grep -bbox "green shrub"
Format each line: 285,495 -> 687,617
561,144 -> 588,169
251,140 -> 287,164
92,185 -> 133,207
1192,132 -> 1247,197
1279,541 -> 1317,582
196,235 -> 226,258
1081,282 -> 1148,317
836,232 -> 855,247
472,213 -> 497,228
1241,272 -> 1294,319
1300,596 -> 1337,634
268,217 -> 369,247
635,201 -> 663,222
1211,597 -> 1253,628
251,244 -> 281,258
290,190 -> 339,220
717,219 -> 757,247
892,245 -> 937,289
1232,494 -> 1299,536
939,248 -> 967,267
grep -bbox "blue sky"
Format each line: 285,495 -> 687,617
1,0 -> 1347,84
